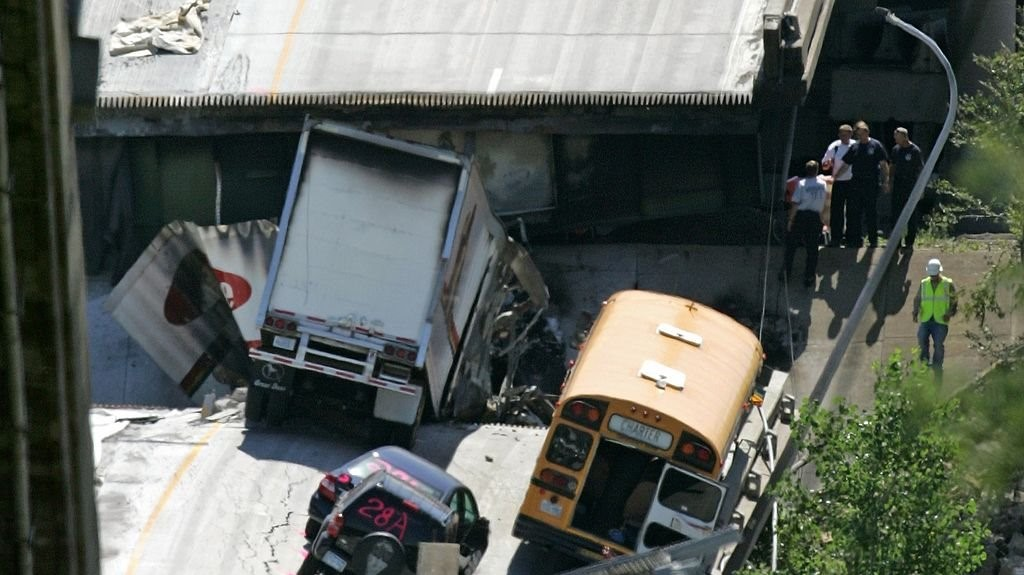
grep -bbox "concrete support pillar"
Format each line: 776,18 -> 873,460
0,1 -> 100,574
949,0 -> 1016,94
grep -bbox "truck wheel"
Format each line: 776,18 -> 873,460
389,390 -> 425,449
244,384 -> 268,427
265,383 -> 291,426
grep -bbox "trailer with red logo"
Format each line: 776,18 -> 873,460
246,118 -> 547,447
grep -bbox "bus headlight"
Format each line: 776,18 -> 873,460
545,424 -> 593,471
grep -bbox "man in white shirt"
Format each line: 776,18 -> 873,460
781,160 -> 830,288
821,124 -> 854,247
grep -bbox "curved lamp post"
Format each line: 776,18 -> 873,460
729,8 -> 960,572
812,7 -> 959,410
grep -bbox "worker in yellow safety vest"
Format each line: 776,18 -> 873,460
911,258 -> 957,368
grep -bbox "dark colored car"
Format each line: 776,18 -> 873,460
306,446 -> 474,540
299,469 -> 489,575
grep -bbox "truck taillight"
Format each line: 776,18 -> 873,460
265,316 -> 298,331
326,513 -> 345,538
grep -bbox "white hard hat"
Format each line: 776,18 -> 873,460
926,258 -> 943,275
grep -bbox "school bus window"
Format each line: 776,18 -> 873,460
658,467 -> 723,524
546,424 -> 593,471
643,522 -> 689,549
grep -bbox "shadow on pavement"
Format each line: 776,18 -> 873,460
817,247 -> 873,339
507,540 -> 586,575
237,417 -> 479,476
236,413 -> 377,472
866,248 -> 915,345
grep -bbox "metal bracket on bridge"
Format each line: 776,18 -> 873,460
557,526 -> 741,575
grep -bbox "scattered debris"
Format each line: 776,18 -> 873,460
114,414 -> 162,424
110,0 -> 210,57
485,385 -> 557,427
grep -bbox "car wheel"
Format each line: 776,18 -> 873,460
303,517 -> 321,540
244,383 -> 268,426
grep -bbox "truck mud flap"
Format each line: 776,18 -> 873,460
265,379 -> 292,426
244,383 -> 269,426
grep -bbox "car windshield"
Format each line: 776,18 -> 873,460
344,454 -> 444,500
344,485 -> 447,545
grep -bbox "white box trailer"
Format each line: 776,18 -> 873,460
246,119 -> 547,446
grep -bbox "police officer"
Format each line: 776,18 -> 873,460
912,258 -> 957,369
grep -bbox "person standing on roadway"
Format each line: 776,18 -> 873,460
833,121 -> 890,248
887,127 -> 924,249
821,123 -> 855,247
912,258 -> 957,369
781,160 -> 830,288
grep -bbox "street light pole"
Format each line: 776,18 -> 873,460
811,7 -> 959,411
728,8 -> 959,571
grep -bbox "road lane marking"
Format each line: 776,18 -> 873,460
271,0 -> 309,94
125,422 -> 223,575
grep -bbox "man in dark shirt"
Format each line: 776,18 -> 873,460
887,127 -> 924,249
834,121 -> 890,248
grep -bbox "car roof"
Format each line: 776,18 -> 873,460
342,446 -> 466,499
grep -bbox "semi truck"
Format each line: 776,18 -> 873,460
246,118 -> 548,446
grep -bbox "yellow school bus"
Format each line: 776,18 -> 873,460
513,290 -> 764,562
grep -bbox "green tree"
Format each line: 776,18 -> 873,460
941,21 -> 1024,497
744,354 -> 988,574
950,22 -> 1024,357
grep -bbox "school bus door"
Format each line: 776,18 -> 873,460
636,464 -> 727,553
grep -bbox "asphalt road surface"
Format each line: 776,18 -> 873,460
94,407 -> 585,575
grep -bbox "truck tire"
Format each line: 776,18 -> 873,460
389,389 -> 425,449
244,383 -> 268,427
265,381 -> 291,426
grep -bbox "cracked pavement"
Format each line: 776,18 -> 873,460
94,410 -> 576,574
